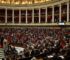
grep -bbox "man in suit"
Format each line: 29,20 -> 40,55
0,35 -> 4,48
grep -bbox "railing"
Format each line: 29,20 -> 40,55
0,22 -> 69,27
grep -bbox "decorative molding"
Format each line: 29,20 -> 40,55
0,0 -> 69,10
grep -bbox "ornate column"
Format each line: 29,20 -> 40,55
26,9 -> 28,24
52,6 -> 54,23
12,9 -> 14,23
32,9 -> 34,23
67,2 -> 69,22
45,7 -> 47,23
5,8 -> 7,23
39,8 -> 41,23
59,4 -> 61,22
19,9 -> 21,23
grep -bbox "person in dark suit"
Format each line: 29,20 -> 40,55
0,35 -> 4,48
65,45 -> 70,60
19,48 -> 32,60
19,57 -> 32,60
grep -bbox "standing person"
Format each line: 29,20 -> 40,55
3,38 -> 8,48
3,38 -> 8,60
0,35 -> 4,48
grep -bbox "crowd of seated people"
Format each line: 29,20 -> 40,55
0,27 -> 70,60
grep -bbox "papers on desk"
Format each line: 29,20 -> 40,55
15,47 -> 24,54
